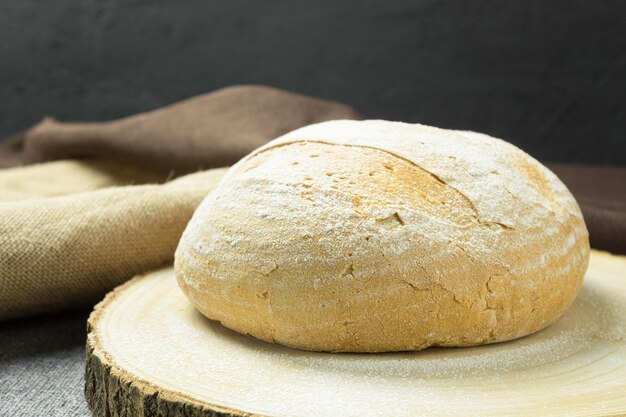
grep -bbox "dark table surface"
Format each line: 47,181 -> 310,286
0,310 -> 91,417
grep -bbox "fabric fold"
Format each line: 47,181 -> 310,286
0,159 -> 167,202
0,165 -> 227,320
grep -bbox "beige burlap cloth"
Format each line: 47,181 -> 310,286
0,85 -> 360,320
0,162 -> 227,319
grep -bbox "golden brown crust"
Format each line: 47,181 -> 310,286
175,120 -> 589,352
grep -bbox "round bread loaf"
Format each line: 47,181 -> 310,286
175,120 -> 590,352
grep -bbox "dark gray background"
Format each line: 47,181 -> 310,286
1,0 -> 625,165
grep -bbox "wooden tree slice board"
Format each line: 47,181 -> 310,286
86,250 -> 626,417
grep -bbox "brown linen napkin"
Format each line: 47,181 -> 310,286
546,162 -> 626,255
0,85 -> 361,173
0,162 -> 227,320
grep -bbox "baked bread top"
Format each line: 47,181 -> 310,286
175,120 -> 590,352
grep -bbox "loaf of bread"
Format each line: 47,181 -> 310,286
175,120 -> 590,352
